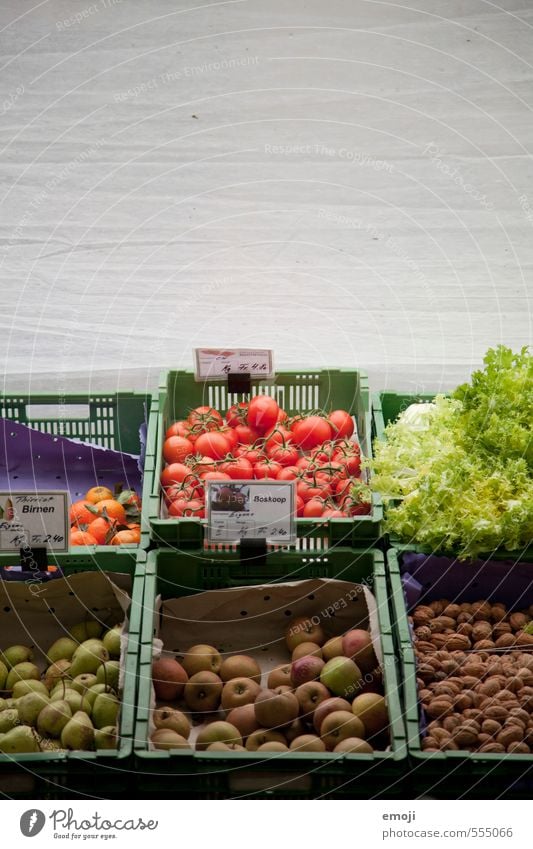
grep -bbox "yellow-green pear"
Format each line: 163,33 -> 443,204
0,725 -> 40,753
12,679 -> 49,699
37,700 -> 72,738
0,646 -> 33,669
96,661 -> 120,691
47,637 -> 78,664
61,711 -> 94,750
70,674 -> 98,695
44,659 -> 72,691
6,662 -> 40,691
0,660 -> 7,690
102,626 -> 122,659
4,698 -> 16,709
70,640 -> 109,677
81,684 -> 114,715
91,692 -> 120,729
0,698 -> 7,711
70,621 -> 102,642
39,737 -> 64,752
52,690 -> 83,713
0,709 -> 19,732
94,726 -> 118,750
17,692 -> 50,726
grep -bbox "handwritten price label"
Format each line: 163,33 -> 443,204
194,348 -> 274,381
0,491 -> 69,553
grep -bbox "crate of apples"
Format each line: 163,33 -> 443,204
149,616 -> 389,755
160,398 -> 371,522
70,486 -> 142,546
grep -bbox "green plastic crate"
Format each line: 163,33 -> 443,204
133,547 -> 408,799
0,548 -> 145,799
143,369 -> 382,550
0,391 -> 150,552
387,547 -> 533,793
372,391 -> 437,443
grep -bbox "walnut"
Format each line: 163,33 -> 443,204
472,622 -> 492,642
507,741 -> 530,754
496,726 -> 524,747
442,604 -> 461,619
425,697 -> 453,718
509,612 -> 529,631
453,725 -> 478,747
413,606 -> 435,627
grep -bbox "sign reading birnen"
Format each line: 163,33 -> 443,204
206,480 -> 295,544
0,491 -> 69,552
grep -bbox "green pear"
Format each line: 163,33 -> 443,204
61,711 -> 94,750
0,646 -> 33,669
102,626 -> 122,659
51,689 -> 83,713
94,726 -> 118,750
12,679 -> 49,699
4,698 -> 16,709
0,709 -> 19,732
47,637 -> 78,664
44,659 -> 72,691
91,692 -> 120,729
17,692 -> 50,726
6,662 -> 40,691
70,674 -> 98,695
70,621 -> 102,642
96,661 -> 120,691
0,725 -> 40,753
37,700 -> 72,738
69,640 -> 109,677
81,684 -> 114,715
0,698 -> 7,711
0,660 -> 7,690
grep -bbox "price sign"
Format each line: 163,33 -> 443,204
206,480 -> 295,545
0,491 -> 69,553
194,348 -> 274,381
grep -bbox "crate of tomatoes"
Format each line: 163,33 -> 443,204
0,391 -> 149,556
143,369 -> 382,549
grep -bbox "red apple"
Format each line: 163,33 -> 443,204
219,655 -> 261,684
320,710 -> 365,751
313,697 -> 352,733
152,657 -> 188,701
292,642 -> 322,661
254,688 -> 299,729
221,677 -> 261,711
322,636 -> 343,661
285,616 -> 325,652
290,655 -> 325,687
267,665 -> 292,689
342,630 -> 377,674
226,704 -> 260,739
295,681 -> 330,720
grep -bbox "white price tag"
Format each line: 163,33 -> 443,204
0,491 -> 69,553
206,480 -> 295,545
194,347 -> 274,381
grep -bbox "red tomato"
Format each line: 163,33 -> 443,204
247,395 -> 279,433
219,457 -> 254,480
195,431 -> 230,460
264,425 -> 293,447
329,410 -> 355,440
234,424 -> 261,445
267,444 -> 299,466
322,508 -> 348,518
296,457 -> 312,472
219,426 -> 238,453
190,456 -> 217,475
339,496 -> 371,516
160,462 -> 195,489
226,402 -> 248,427
296,495 -> 305,517
334,478 -> 353,501
254,460 -> 282,479
165,420 -> 191,439
168,498 -> 205,518
303,498 -> 325,518
276,465 -> 299,481
277,408 -> 288,424
200,471 -> 231,482
235,445 -> 265,464
163,436 -> 194,464
188,407 -> 223,430
291,416 -> 333,450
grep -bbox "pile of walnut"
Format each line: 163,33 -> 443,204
410,599 -> 533,754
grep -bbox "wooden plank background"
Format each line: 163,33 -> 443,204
0,0 -> 531,395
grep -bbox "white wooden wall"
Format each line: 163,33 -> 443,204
1,0 -> 531,396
